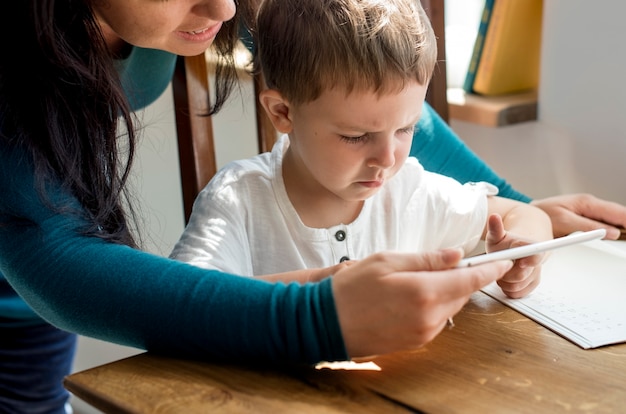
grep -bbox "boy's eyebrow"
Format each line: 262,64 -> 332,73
406,114 -> 422,128
335,114 -> 422,132
396,115 -> 422,131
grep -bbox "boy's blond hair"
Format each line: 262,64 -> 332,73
254,0 -> 437,105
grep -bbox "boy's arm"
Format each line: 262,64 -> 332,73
258,262 -> 354,284
485,196 -> 553,243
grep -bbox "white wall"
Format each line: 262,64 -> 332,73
539,0 -> 626,203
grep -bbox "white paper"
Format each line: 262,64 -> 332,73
481,239 -> 626,349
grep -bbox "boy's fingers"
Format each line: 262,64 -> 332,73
486,214 -> 506,244
440,259 -> 514,299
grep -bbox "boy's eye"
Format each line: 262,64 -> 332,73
399,126 -> 416,135
340,134 -> 368,144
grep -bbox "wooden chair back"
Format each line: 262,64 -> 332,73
172,53 -> 276,222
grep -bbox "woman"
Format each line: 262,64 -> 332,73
1,0 -> 625,412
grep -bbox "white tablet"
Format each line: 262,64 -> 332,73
456,228 -> 606,268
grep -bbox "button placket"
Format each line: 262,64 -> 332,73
332,229 -> 349,263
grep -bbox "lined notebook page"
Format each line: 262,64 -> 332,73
482,240 -> 626,349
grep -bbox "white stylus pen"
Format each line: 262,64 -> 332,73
456,228 -> 606,268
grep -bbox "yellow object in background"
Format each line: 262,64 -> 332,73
473,0 -> 543,96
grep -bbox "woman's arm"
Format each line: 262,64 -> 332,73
0,144 -> 346,364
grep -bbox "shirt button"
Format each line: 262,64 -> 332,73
335,230 -> 346,241
339,256 -> 350,263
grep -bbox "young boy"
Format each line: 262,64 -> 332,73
170,0 -> 552,299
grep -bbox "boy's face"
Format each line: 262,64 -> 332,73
284,80 -> 427,203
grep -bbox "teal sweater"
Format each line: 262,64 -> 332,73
0,47 -> 527,363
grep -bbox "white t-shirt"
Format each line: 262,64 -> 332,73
170,135 -> 496,276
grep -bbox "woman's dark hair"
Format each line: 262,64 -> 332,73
0,0 -> 250,247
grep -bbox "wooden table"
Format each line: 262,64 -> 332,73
65,292 -> 626,413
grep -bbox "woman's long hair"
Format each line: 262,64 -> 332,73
0,0 -> 250,247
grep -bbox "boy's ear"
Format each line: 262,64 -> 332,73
259,89 -> 293,133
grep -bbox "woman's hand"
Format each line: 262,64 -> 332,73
531,194 -> 626,239
331,249 -> 513,358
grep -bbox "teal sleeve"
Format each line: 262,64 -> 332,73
411,103 -> 531,202
116,47 -> 178,111
0,144 -> 347,363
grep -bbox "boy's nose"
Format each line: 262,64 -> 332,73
367,139 -> 395,169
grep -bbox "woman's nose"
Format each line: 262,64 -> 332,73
193,0 -> 236,22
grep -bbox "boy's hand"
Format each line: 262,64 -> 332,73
485,214 -> 546,298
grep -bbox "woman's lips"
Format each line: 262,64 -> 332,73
177,22 -> 223,42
